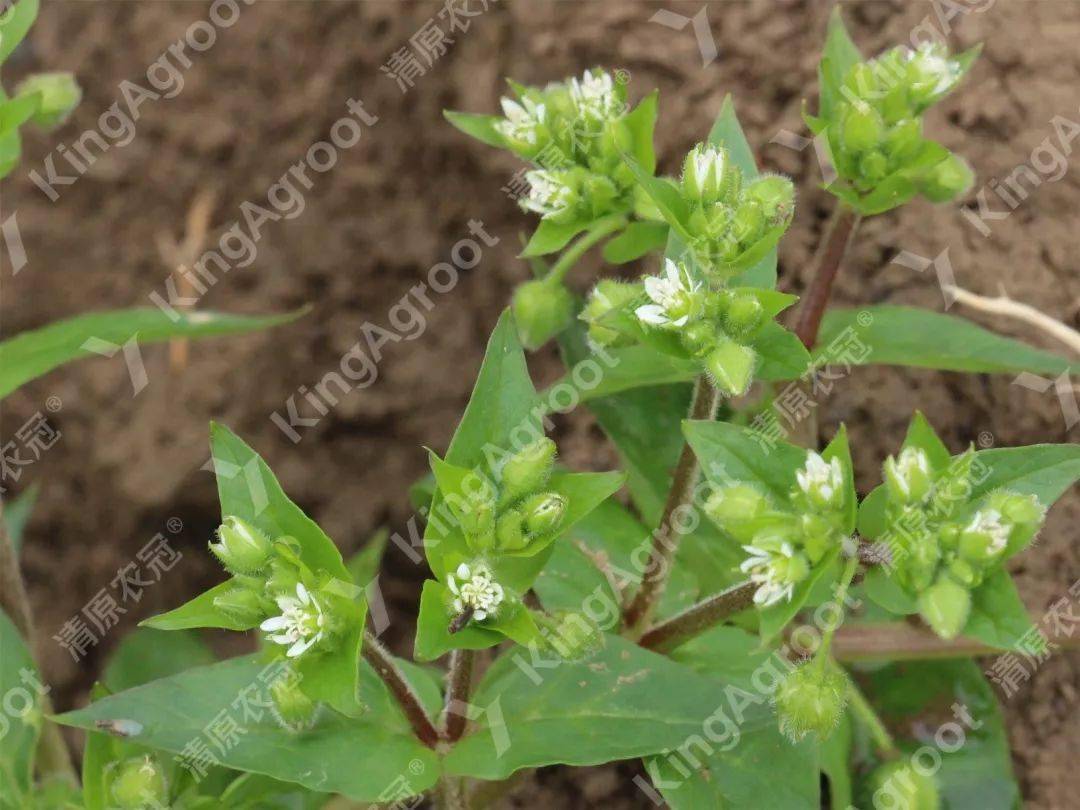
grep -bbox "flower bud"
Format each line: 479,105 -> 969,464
858,150 -> 889,184
512,278 -> 575,351
884,118 -> 922,162
213,586 -> 268,625
680,319 -> 718,357
682,143 -> 732,206
775,664 -> 847,742
455,478 -> 497,552
918,154 -> 974,203
986,491 -> 1045,550
16,73 -> 81,129
745,175 -> 795,227
842,104 -> 885,153
270,676 -> 319,732
496,508 -> 528,551
502,438 -> 557,501
704,484 -> 769,543
884,447 -> 933,505
209,516 -> 272,575
795,452 -> 845,513
265,557 -> 300,597
917,573 -> 971,640
723,293 -> 765,339
521,169 -> 579,223
581,280 -> 638,349
869,760 -> 940,810
800,513 -> 839,564
958,508 -> 1010,564
522,492 -> 567,538
704,337 -> 757,396
109,756 -> 168,809
947,557 -> 979,588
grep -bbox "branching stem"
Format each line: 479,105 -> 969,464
546,215 -> 628,284
623,376 -> 721,633
360,631 -> 440,748
443,648 -> 475,743
638,580 -> 757,653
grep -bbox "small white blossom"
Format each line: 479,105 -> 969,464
965,508 -> 1010,556
260,582 -> 327,659
447,562 -> 505,621
796,452 -> 844,507
906,42 -> 962,97
635,258 -> 703,328
568,70 -> 621,120
495,96 -> 546,145
521,169 -> 574,219
740,541 -> 801,607
684,143 -> 726,200
886,447 -> 930,498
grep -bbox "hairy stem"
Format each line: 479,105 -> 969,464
816,554 -> 860,668
546,214 -> 628,284
638,581 -> 757,653
443,648 -> 475,743
794,204 -> 861,350
0,507 -> 77,784
623,376 -> 721,633
360,631 -> 440,748
437,774 -> 469,810
831,622 -> 1080,662
846,675 -> 900,759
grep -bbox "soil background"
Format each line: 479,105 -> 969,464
3,1 -> 1079,807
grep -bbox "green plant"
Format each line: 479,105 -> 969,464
4,7 -> 1079,810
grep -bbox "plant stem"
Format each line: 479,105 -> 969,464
638,580 -> 757,653
831,622 -> 1080,662
360,631 -> 440,748
793,204 -> 861,350
0,505 -> 77,784
846,675 -> 900,759
437,773 -> 468,809
443,648 -> 475,743
546,215 -> 628,284
817,554 -> 859,662
623,376 -> 721,633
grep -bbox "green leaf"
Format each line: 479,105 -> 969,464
707,94 -> 758,180
968,443 -> 1080,508
861,566 -> 918,616
0,610 -> 40,803
601,220 -> 669,264
822,425 -> 856,534
815,306 -> 1074,376
103,628 -> 215,692
818,7 -> 863,124
684,419 -> 808,503
1,482 -> 39,555
0,0 -> 39,65
733,248 -> 778,289
820,712 -> 853,810
345,527 -> 389,586
962,568 -> 1035,651
754,321 -> 812,382
414,578 -> 539,661
856,659 -> 1020,809
442,109 -> 506,149
0,307 -> 305,399
55,656 -> 441,803
81,685 -> 114,810
648,626 -> 821,809
444,634 -> 778,779
623,90 -> 659,173
209,423 -> 349,580
621,157 -> 691,236
141,581 -> 256,632
902,410 -> 953,471
520,219 -> 588,257
758,548 -> 841,642
424,310 -> 539,581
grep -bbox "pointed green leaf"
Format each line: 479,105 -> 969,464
442,109 -> 506,149
0,308 -> 306,399
141,581 -> 256,632
0,0 -> 39,64
962,568 -> 1035,651
621,157 -> 691,236
414,579 -> 538,662
707,94 -> 758,180
601,220 -> 669,264
818,8 -> 863,123
103,628 -> 215,692
683,419 -> 808,503
822,425 -> 856,534
623,90 -> 659,173
521,219 -> 589,257
0,610 -> 40,802
345,527 -> 389,586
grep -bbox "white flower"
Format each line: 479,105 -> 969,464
796,452 -> 844,507
683,143 -> 727,201
521,169 -> 574,219
447,562 -> 505,621
740,541 -> 800,607
259,582 -> 327,659
906,42 -> 961,97
568,70 -> 620,119
635,258 -> 703,328
495,96 -> 546,145
886,447 -> 930,498
965,508 -> 1010,556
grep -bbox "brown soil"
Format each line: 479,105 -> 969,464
3,1 -> 1078,807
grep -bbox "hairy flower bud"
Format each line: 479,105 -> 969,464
704,484 -> 770,543
581,280 -> 639,349
502,438 -> 557,501
210,516 -> 272,575
775,664 -> 847,742
957,508 -> 1010,564
213,586 -> 268,626
842,104 -> 885,153
723,293 -> 765,339
704,337 -> 757,396
512,278 -> 575,350
496,508 -> 528,551
795,452 -> 845,512
869,760 -> 941,810
270,676 -> 319,732
522,492 -> 567,538
917,573 -> 971,640
109,756 -> 168,809
16,72 -> 81,129
884,447 -> 933,505
681,143 -> 735,206
745,175 -> 796,228
918,154 -> 974,202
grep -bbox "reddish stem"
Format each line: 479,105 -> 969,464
794,205 -> 861,350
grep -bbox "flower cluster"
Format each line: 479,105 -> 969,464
489,68 -> 647,226
876,444 -> 1045,639
208,516 -> 353,660
676,143 -> 795,278
811,41 -> 976,210
581,257 -> 777,395
705,451 -> 851,608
